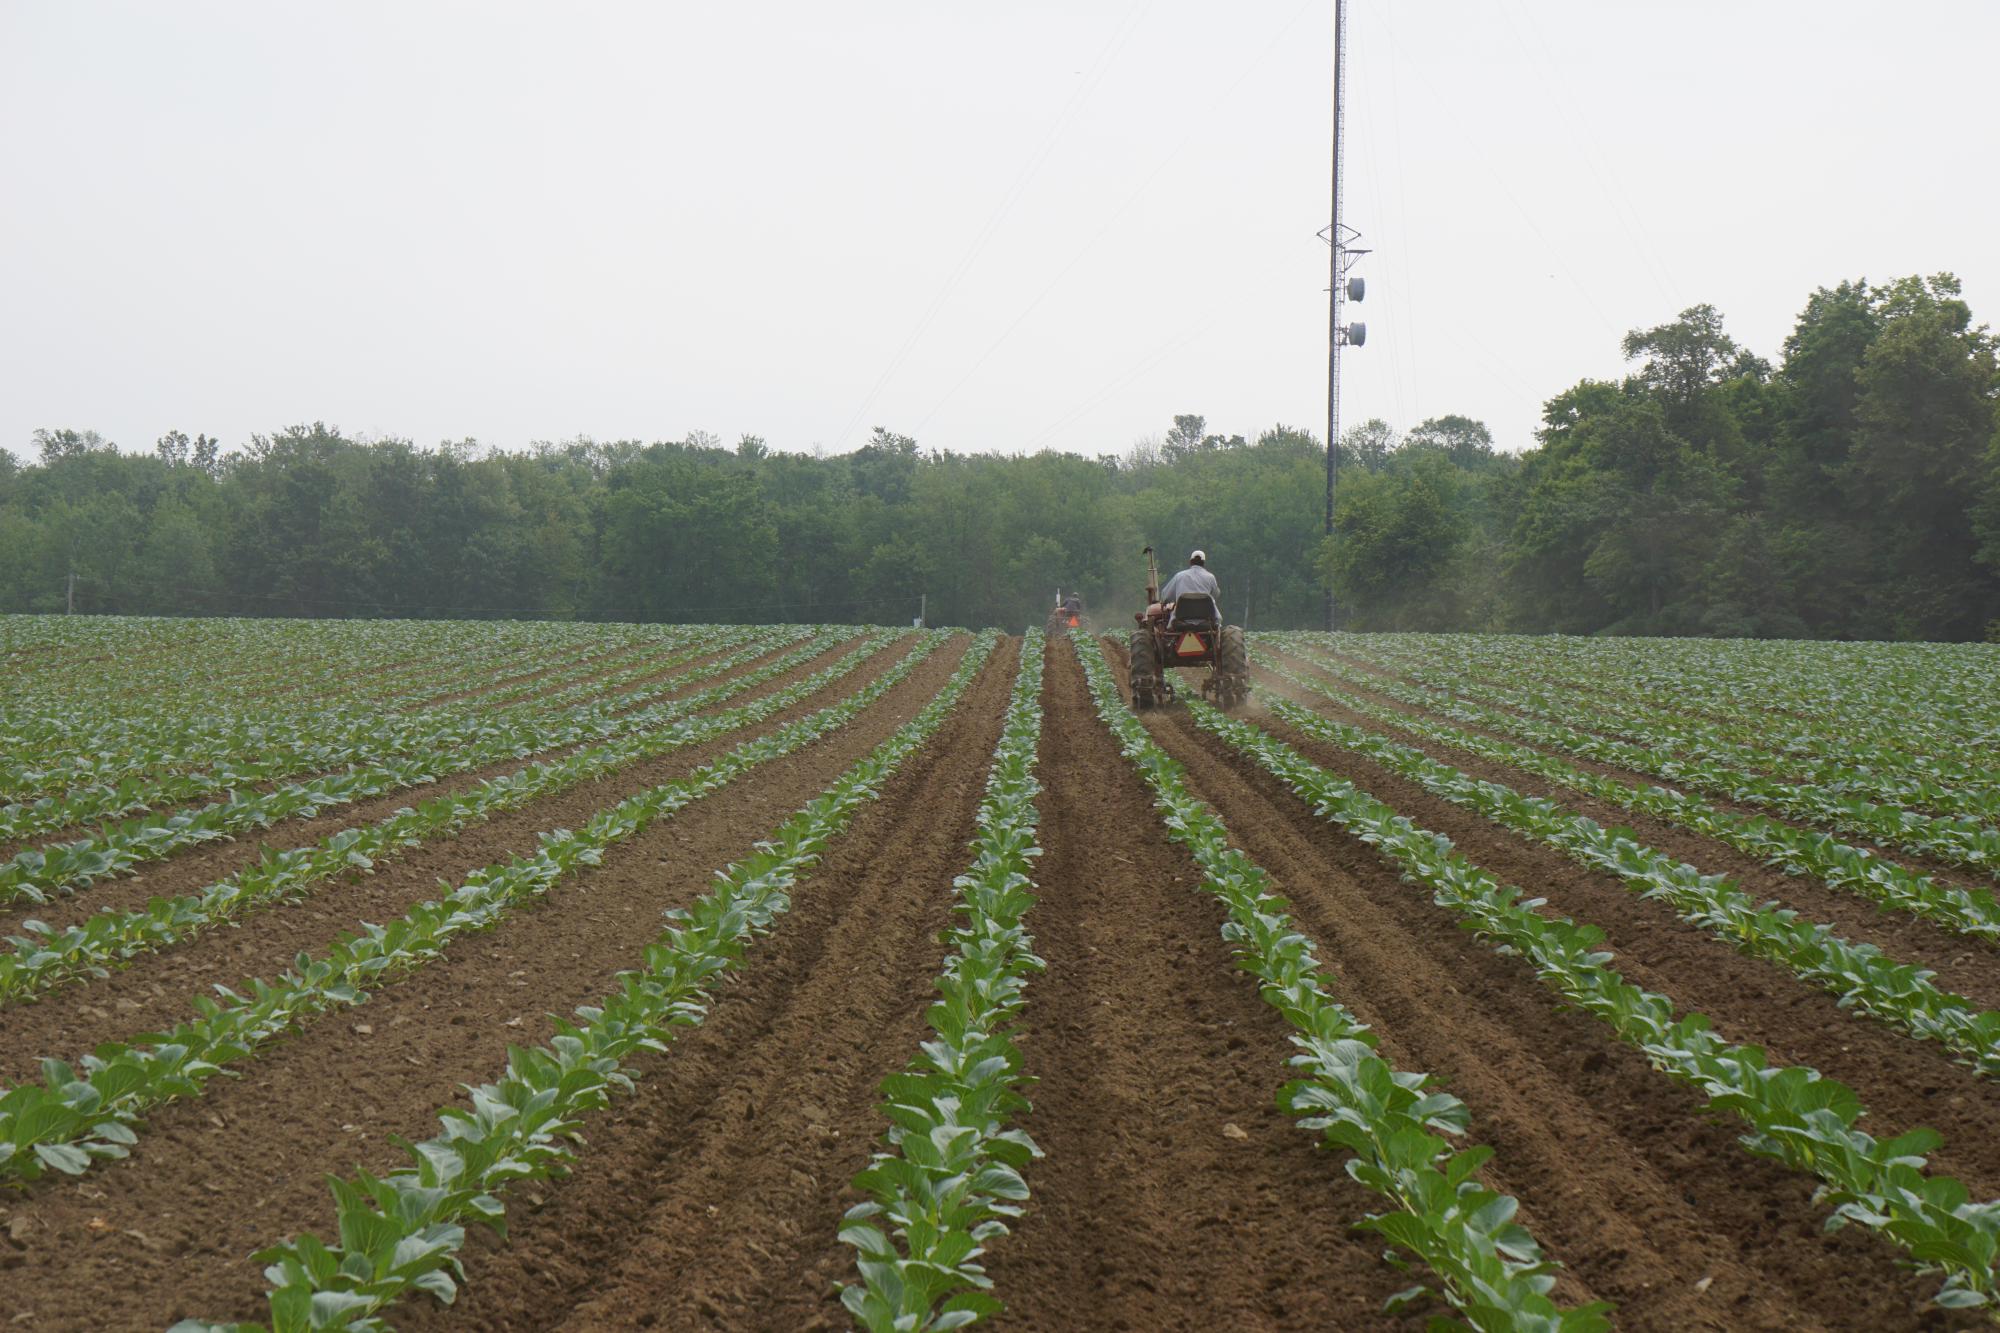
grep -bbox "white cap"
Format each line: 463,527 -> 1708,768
1189,549 -> 1206,564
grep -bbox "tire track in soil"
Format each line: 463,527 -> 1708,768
1108,674 -> 1976,1325
976,642 -> 1423,1333
1269,645 -> 2000,991
0,637 -> 974,1333
390,638 -> 1024,1333
0,631 -> 867,945
1243,663 -> 2000,1205
1317,643 -> 1997,889
0,631 -> 893,1082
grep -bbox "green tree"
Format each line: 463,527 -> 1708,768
32,428 -> 112,465
1844,275 -> 2000,638
1162,414 -> 1207,459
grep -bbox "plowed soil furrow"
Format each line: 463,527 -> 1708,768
1322,645 -> 1994,886
391,639 -> 1021,1333
0,633 -> 896,1078
1240,665 -> 2000,1201
0,639 -> 972,1333
1264,647 -> 2000,996
0,631 -> 865,943
1113,663 -> 1974,1329
978,642 -> 1423,1333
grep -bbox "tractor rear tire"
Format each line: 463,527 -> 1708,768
1217,625 -> 1248,709
1128,629 -> 1158,710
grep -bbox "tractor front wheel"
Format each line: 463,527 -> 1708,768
1216,625 -> 1249,709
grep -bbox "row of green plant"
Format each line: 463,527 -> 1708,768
400,630 -> 703,713
0,631 -> 949,1186
1330,631 -> 2000,751
1267,644 -> 2000,947
0,626 -> 830,906
415,625 -> 794,723
1256,673 -> 2000,1075
168,634 -> 1000,1333
1074,642 -> 1606,1329
1,619 -> 619,773
1309,637 -> 2000,881
0,622 -> 731,819
0,630 -> 752,844
1187,698 -> 2000,1312
1323,634 -> 2000,824
350,628 -> 625,712
841,630 -> 1047,1332
1324,633 -> 2000,816
0,631 -> 876,1005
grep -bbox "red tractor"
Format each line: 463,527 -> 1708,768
1046,589 -> 1086,638
1128,546 -> 1248,710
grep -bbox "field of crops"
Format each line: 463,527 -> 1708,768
2,617 -> 1998,1331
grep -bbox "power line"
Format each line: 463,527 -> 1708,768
1369,10 -> 1621,343
1494,0 -> 1682,312
1018,318 -> 1215,452
828,0 -> 1149,451
913,0 -> 1320,439
1377,2 -> 1422,421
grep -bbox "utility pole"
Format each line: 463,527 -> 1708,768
1322,0 -> 1367,632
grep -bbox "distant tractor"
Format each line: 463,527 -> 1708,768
1127,546 -> 1248,710
1046,589 -> 1086,638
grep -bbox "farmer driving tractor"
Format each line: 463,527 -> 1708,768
1047,589 -> 1086,637
1129,546 -> 1246,710
1154,549 -> 1219,616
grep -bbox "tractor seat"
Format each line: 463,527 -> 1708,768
1168,593 -> 1219,631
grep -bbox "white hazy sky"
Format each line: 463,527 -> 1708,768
3,1 -> 1995,464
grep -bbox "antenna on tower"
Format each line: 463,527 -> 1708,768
1322,0 -> 1368,631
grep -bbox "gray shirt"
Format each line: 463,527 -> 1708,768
1159,564 -> 1219,609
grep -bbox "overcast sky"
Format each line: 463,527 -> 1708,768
3,1 -> 1995,465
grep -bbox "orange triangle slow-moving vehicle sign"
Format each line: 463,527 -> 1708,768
1176,633 -> 1205,656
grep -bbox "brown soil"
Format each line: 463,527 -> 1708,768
1265,646 -> 2000,991
1108,641 -> 1977,1330
1,630 -> 1989,1332
393,638 -> 1023,1332
977,641 -> 1424,1333
0,632 -> 889,1069
0,636 -> 972,1332
0,632 -> 867,947
1235,663 -> 2000,1203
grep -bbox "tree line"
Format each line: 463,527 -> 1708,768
4,272 -> 1997,641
